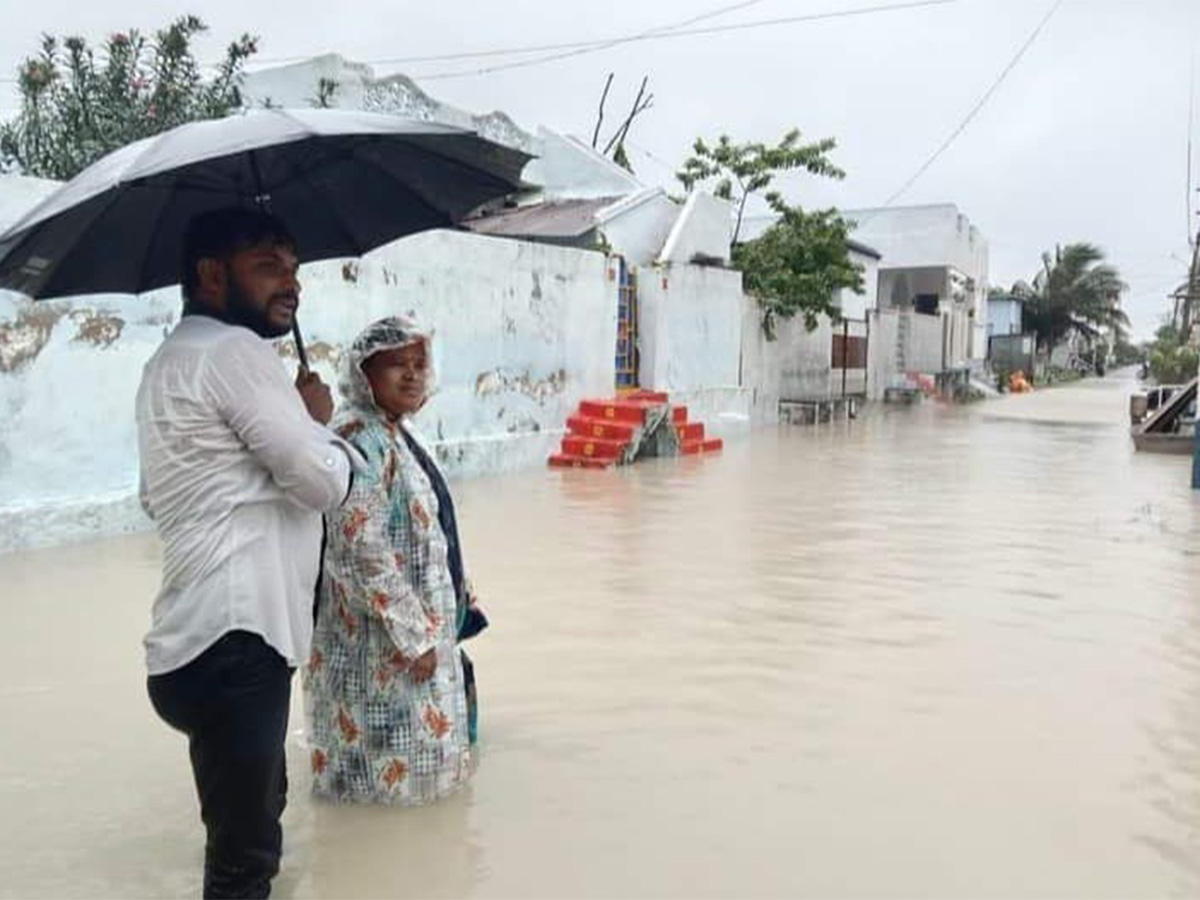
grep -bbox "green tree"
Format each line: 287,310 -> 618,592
1147,322 -> 1198,384
677,129 -> 862,338
1,16 -> 257,180
1007,243 -> 1128,353
676,129 -> 844,244
734,192 -> 863,338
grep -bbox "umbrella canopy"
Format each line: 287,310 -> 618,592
0,108 -> 531,300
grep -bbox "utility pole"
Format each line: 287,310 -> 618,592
1189,205 -> 1200,488
1185,230 -> 1200,339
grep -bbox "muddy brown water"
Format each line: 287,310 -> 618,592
3,372 -> 1200,898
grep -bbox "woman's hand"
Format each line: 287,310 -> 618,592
410,648 -> 437,683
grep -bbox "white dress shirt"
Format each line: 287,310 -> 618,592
136,315 -> 356,675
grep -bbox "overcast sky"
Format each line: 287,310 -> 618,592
0,0 -> 1195,338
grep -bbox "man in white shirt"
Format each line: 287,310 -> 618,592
136,207 -> 357,899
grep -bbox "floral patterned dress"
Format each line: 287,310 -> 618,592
304,413 -> 473,805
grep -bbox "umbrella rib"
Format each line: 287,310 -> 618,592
296,169 -> 370,258
348,147 -> 457,225
374,134 -> 527,201
255,138 -> 372,198
21,182 -> 130,300
262,136 -> 519,215
134,182 -> 180,295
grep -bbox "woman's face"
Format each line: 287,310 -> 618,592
362,342 -> 428,418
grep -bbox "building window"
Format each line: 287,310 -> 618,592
915,294 -> 939,316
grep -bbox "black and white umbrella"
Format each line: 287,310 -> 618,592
0,107 -> 531,361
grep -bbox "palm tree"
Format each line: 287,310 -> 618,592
1009,243 -> 1129,355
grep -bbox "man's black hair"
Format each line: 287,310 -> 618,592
181,207 -> 297,302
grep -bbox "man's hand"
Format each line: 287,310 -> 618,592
410,648 -> 438,684
296,370 -> 334,425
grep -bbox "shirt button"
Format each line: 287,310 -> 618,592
324,457 -> 335,468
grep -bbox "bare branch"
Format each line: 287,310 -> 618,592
604,75 -> 650,156
609,92 -> 653,155
591,72 -> 613,149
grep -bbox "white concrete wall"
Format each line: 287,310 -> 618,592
866,308 -> 972,399
0,289 -> 179,550
658,192 -> 734,265
0,225 -> 618,552
299,230 -> 617,473
637,263 -> 742,392
866,309 -> 901,400
906,312 -> 945,374
636,262 -> 752,436
598,191 -> 680,267
944,309 -> 971,370
741,305 -> 835,422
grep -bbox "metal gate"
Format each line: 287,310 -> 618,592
615,259 -> 640,390
831,317 -> 869,397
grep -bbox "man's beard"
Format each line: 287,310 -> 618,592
226,276 -> 292,339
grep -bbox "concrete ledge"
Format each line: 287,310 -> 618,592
0,492 -> 149,555
431,429 -> 565,479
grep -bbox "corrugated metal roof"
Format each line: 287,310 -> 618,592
463,197 -> 623,239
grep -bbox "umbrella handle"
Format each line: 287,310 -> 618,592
292,318 -> 310,373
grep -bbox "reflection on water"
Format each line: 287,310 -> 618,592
4,372 -> 1200,898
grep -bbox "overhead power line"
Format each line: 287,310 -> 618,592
0,0 -> 769,79
253,6 -> 769,69
415,0 -> 957,81
411,0 -> 774,83
880,0 -> 1064,208
233,0 -> 952,73
0,0 -> 955,87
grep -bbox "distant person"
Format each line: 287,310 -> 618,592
136,208 -> 360,899
1009,370 -> 1033,393
305,316 -> 486,805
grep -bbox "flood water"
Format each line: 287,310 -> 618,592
4,371 -> 1200,898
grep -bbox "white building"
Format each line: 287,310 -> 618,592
841,204 -> 990,369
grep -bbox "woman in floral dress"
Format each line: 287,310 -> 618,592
305,316 -> 482,804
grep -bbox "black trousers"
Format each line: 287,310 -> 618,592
148,631 -> 293,899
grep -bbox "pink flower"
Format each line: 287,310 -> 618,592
23,61 -> 52,88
